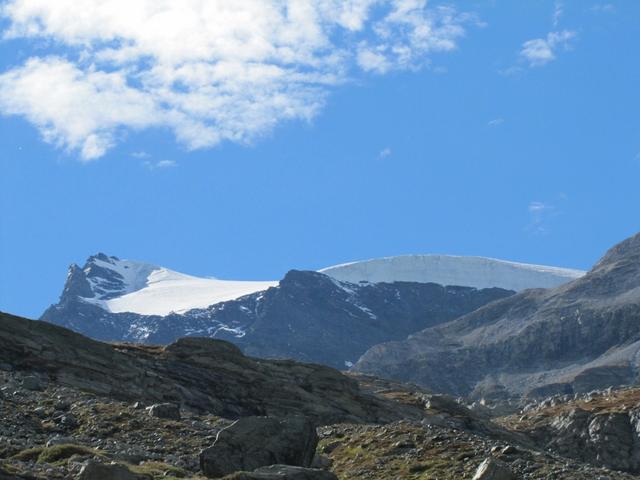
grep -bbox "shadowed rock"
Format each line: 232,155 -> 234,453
200,417 -> 318,478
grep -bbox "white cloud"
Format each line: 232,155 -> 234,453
520,30 -> 576,67
528,201 -> 552,214
144,159 -> 177,170
378,147 -> 392,159
487,118 -> 504,127
0,0 -> 474,161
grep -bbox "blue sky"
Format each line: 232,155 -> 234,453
1,0 -> 639,318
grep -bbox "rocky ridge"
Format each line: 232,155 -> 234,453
0,311 -> 415,424
354,232 -> 640,399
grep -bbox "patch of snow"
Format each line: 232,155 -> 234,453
320,254 -> 585,292
81,256 -> 277,316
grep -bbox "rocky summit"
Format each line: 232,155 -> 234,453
354,232 -> 640,400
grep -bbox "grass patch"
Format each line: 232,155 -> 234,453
129,461 -> 188,478
38,444 -> 99,464
12,444 -> 102,465
11,447 -> 44,462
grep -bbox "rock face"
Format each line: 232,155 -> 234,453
505,387 -> 640,474
42,258 -> 514,369
354,232 -> 640,399
200,417 -> 318,478
0,312 -> 421,425
537,407 -> 640,472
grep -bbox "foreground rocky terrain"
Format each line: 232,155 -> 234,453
355,232 -> 640,399
2,312 -> 640,479
1,365 -> 638,479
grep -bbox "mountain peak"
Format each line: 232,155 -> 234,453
56,254 -> 278,316
593,232 -> 640,272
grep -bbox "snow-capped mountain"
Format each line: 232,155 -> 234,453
320,255 -> 584,291
41,251 -> 584,368
65,253 -> 277,316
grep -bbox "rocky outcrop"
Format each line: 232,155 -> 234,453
502,387 -> 640,474
200,417 -> 318,478
0,312 -> 421,425
536,407 -> 640,472
355,232 -> 640,399
42,262 -> 514,369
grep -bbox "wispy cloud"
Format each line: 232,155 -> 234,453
0,1 -> 477,161
378,147 -> 392,159
526,201 -> 555,235
144,159 -> 177,170
487,118 -> 504,127
131,151 -> 150,159
590,3 -> 616,14
525,199 -> 567,235
520,30 -> 576,67
552,1 -> 564,27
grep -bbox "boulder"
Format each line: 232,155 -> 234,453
200,416 -> 318,478
146,403 -> 180,420
223,465 -> 337,480
76,461 -> 140,480
472,458 -> 514,480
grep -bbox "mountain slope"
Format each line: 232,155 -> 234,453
43,268 -> 514,369
354,232 -> 640,399
320,254 -> 584,291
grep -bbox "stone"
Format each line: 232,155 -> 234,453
310,454 -> 332,470
223,465 -> 338,480
76,461 -> 139,480
500,445 -> 517,455
146,403 -> 180,420
200,416 -> 318,478
46,435 -> 75,447
472,458 -> 514,480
